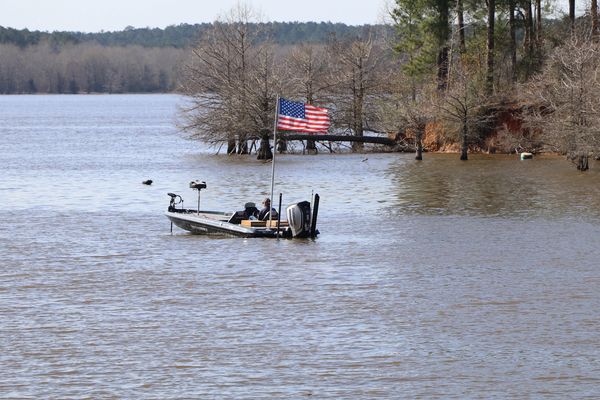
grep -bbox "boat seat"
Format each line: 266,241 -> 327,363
227,211 -> 245,224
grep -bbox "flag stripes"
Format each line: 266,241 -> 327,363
277,98 -> 330,134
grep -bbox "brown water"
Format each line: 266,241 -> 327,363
1,95 -> 600,398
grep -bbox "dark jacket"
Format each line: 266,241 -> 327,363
244,206 -> 259,219
258,206 -> 278,221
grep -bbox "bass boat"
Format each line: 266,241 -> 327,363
165,181 -> 319,239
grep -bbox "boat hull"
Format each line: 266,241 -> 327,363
165,211 -> 279,238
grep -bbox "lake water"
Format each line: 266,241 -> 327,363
2,94 -> 600,398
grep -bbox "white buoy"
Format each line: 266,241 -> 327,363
520,152 -> 533,160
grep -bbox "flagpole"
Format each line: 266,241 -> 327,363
269,95 -> 280,229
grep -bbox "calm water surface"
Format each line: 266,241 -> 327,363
1,95 -> 600,398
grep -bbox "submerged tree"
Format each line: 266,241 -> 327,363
284,44 -> 331,153
378,70 -> 435,159
524,36 -> 600,170
181,4 -> 280,159
248,42 -> 280,159
328,33 -> 388,151
439,60 -> 490,160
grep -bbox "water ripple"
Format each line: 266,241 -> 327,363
1,95 -> 600,398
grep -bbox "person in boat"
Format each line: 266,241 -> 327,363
258,197 -> 278,221
228,202 -> 259,224
243,202 -> 259,220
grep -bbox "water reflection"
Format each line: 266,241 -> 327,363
386,154 -> 600,219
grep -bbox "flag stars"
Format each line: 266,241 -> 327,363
280,99 -> 306,119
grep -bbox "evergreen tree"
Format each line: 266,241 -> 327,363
391,0 -> 434,98
392,0 -> 451,92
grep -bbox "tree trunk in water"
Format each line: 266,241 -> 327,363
227,138 -> 236,155
352,130 -> 364,152
570,0 -> 576,35
509,0 -> 517,82
277,139 -> 287,153
415,129 -> 423,160
460,122 -> 468,161
457,0 -> 466,53
592,0 -> 599,40
486,0 -> 495,95
352,79 -> 364,152
237,137 -> 249,154
257,134 -> 273,160
306,139 -> 317,154
577,154 -> 589,171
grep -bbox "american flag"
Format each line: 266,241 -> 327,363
277,98 -> 330,134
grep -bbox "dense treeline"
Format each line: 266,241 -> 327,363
181,1 -> 600,169
0,23 -> 388,48
0,22 -> 387,94
0,43 -> 184,94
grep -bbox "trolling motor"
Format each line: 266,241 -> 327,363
167,192 -> 184,234
189,180 -> 207,215
167,192 -> 183,212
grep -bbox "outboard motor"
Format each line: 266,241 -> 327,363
286,201 -> 312,238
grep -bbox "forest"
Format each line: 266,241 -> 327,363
0,23 -> 386,48
179,1 -> 600,169
0,24 -> 186,93
0,22 -> 380,94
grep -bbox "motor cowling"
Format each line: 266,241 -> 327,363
286,201 -> 311,238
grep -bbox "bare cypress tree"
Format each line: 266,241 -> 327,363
383,75 -> 434,160
285,44 -> 330,154
248,43 -> 280,160
441,60 -> 491,161
328,34 -> 386,151
180,4 -> 279,158
524,36 -> 600,170
181,21 -> 245,152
